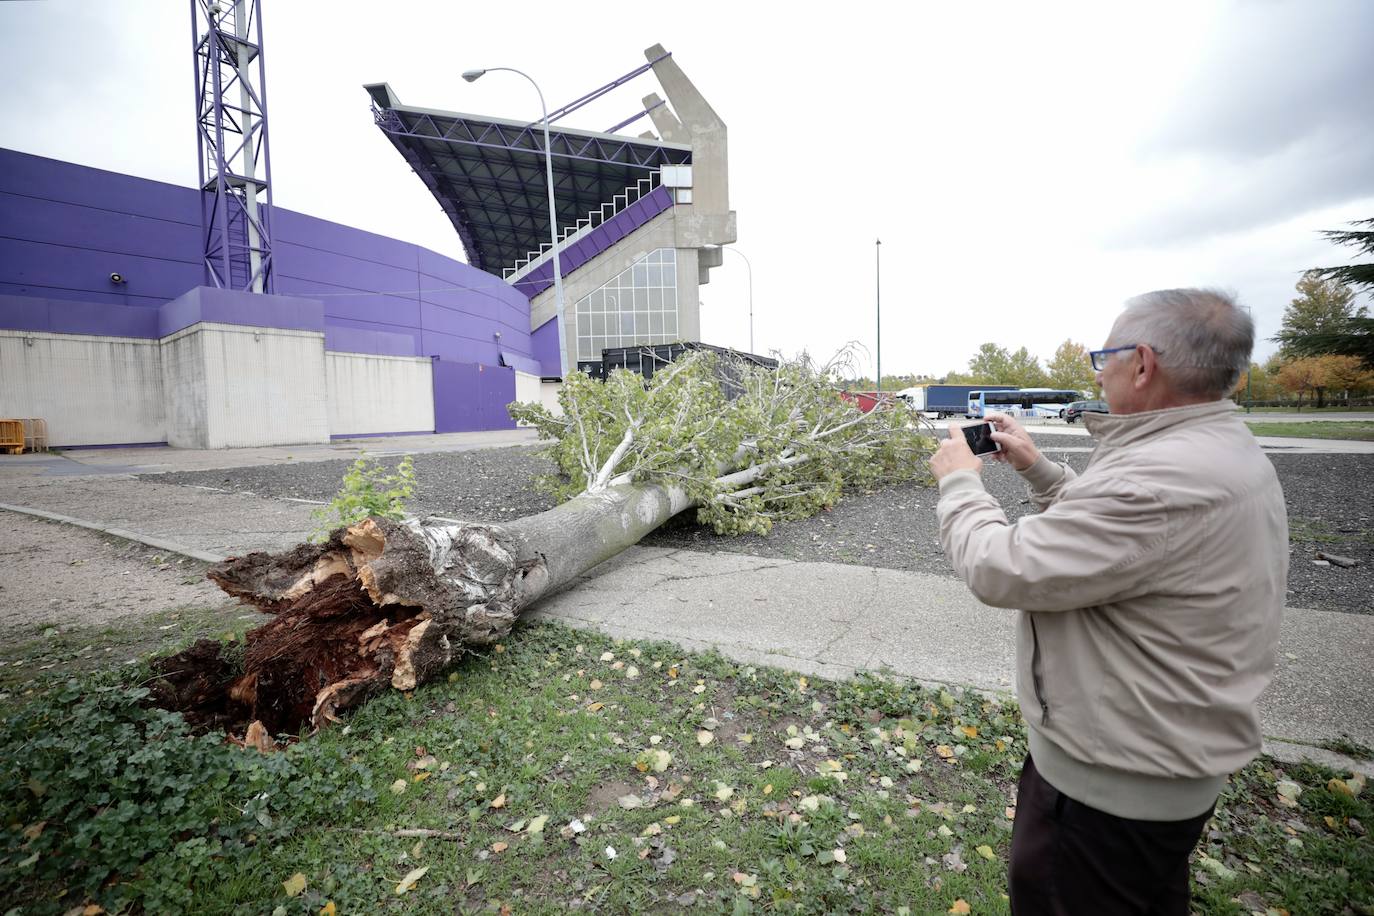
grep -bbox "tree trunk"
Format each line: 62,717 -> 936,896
150,481 -> 692,739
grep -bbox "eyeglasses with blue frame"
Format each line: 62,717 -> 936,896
1089,344 -> 1164,371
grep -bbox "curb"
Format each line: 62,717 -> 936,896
1262,737 -> 1374,778
0,502 -> 228,565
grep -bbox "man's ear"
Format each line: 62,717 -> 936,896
1134,345 -> 1158,390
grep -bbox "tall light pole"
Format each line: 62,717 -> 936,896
463,67 -> 568,379
875,238 -> 882,392
721,246 -> 754,354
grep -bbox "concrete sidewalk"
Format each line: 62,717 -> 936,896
527,547 -> 1374,771
2,441 -> 1371,771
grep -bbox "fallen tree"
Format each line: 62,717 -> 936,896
151,350 -> 935,741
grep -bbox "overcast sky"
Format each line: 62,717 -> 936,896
3,0 -> 1371,378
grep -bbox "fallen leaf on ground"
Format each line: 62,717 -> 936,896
942,849 -> 967,872
697,730 -> 714,747
976,844 -> 996,861
490,793 -> 506,809
491,842 -> 508,854
282,873 -> 307,897
395,865 -> 429,895
949,900 -> 971,914
527,815 -> 549,834
1196,853 -> 1235,881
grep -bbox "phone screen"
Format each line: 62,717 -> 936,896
962,422 -> 1000,456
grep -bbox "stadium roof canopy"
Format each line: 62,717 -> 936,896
365,83 -> 692,277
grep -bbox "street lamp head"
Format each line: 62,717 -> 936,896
461,69 -> 486,83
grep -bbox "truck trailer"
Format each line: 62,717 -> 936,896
895,384 -> 1017,418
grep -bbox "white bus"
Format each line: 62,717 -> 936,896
968,388 -> 1084,419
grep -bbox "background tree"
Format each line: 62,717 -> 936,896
1235,358 -> 1282,403
966,343 -> 1014,382
1309,217 -> 1374,292
1274,355 -> 1348,409
1277,272 -> 1362,357
1005,347 -> 1049,388
1044,340 -> 1097,394
1323,355 -> 1374,399
1275,222 -> 1374,368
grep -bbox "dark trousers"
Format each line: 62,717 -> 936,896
1009,754 -> 1214,916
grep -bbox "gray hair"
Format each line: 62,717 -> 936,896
1113,289 -> 1253,398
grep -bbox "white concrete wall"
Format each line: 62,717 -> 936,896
161,322 -> 329,448
514,371 -> 541,407
159,327 -> 207,448
0,330 -> 166,446
326,352 -> 434,436
539,380 -> 564,417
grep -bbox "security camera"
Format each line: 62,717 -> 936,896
109,272 -> 125,284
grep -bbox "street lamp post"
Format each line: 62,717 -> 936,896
875,238 -> 882,393
462,66 -> 568,379
721,246 -> 754,354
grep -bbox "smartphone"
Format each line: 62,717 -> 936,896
962,422 -> 1001,456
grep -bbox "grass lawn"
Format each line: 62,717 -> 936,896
2,620 -> 1370,915
1241,407 -> 1373,414
1244,421 -> 1374,441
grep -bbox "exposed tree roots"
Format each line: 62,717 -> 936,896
147,480 -> 690,744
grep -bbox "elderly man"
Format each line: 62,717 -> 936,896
930,289 -> 1287,915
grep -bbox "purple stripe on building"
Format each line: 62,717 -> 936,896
158,286 -> 324,337
0,294 -> 160,338
513,184 -> 674,299
324,323 -> 420,357
499,350 -> 542,376
530,318 -> 562,377
0,148 -> 542,374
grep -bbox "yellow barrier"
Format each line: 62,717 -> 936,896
0,419 -> 24,454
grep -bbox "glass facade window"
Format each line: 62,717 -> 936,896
575,248 -> 679,361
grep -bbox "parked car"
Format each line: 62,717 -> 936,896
1064,399 -> 1109,423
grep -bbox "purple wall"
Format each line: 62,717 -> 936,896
531,318 -> 562,377
432,361 -> 517,433
0,148 -> 535,369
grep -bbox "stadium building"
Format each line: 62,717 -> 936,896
0,6 -> 736,450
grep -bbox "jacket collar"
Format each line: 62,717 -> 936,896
1082,399 -> 1239,449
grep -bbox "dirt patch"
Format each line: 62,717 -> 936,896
0,512 -> 233,629
584,779 -> 639,816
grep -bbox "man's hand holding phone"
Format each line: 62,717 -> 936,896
985,413 -> 1041,471
931,422 -> 993,481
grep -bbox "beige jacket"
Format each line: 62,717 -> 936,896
937,400 -> 1287,820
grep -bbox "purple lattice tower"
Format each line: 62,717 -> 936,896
190,0 -> 275,293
